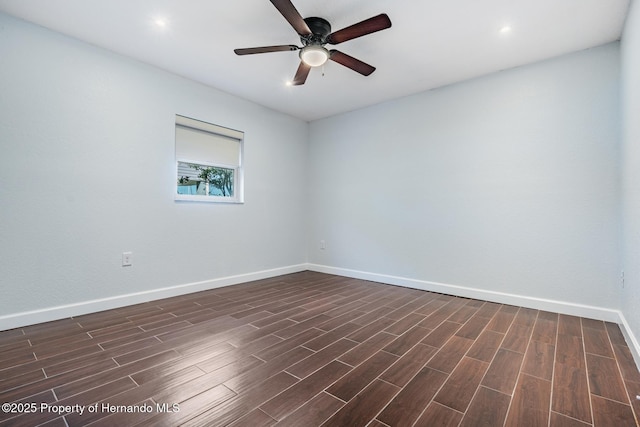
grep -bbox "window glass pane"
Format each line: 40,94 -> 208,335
177,162 -> 234,197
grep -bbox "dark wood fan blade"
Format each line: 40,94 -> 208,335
329,50 -> 375,76
327,14 -> 391,44
234,45 -> 298,55
270,0 -> 312,35
292,61 -> 311,85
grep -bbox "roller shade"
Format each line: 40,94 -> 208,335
175,116 -> 243,167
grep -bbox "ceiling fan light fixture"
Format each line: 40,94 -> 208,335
300,45 -> 329,67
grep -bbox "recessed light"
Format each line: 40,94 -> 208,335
285,81 -> 293,87
155,18 -> 168,28
500,25 -> 512,34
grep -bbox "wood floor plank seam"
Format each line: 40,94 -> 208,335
546,308 -> 561,427
581,319 -> 598,426
550,410 -> 591,426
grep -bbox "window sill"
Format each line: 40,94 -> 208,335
175,194 -> 244,204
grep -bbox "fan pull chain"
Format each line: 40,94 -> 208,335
322,64 -> 325,77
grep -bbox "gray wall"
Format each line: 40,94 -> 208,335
0,13 -> 309,321
308,43 -> 621,311
621,0 -> 640,355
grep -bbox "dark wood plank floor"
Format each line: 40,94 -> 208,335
1,271 -> 639,426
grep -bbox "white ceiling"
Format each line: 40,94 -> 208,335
0,0 -> 630,121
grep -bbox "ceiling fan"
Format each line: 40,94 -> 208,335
234,0 -> 392,85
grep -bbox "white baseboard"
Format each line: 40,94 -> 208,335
307,264 -> 622,321
307,263 -> 640,371
0,264 -> 307,332
617,312 -> 640,373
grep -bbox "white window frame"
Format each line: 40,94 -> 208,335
175,115 -> 244,204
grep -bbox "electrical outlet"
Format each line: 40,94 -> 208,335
122,252 -> 132,267
320,240 -> 326,250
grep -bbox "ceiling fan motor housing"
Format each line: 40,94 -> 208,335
302,17 -> 332,45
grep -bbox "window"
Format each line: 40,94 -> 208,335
175,115 -> 244,203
